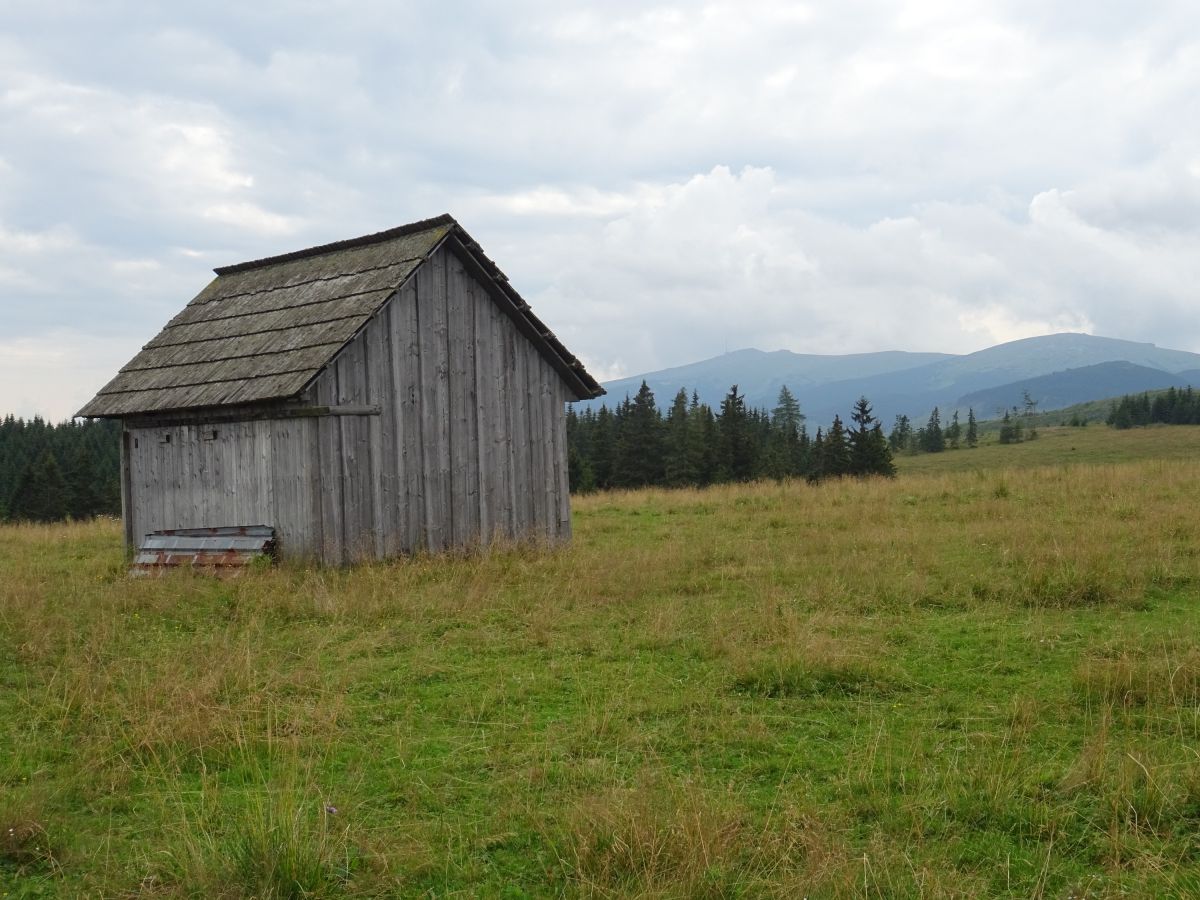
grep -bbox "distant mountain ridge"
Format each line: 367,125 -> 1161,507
581,333 -> 1200,426
958,362 -> 1200,418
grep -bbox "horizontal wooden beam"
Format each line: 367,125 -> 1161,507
121,404 -> 380,429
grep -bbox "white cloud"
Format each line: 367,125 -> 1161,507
0,331 -> 143,421
1,0 -> 1199,418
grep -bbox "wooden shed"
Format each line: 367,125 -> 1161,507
77,214 -> 604,564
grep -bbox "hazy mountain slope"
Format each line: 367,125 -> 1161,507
956,362 -> 1194,418
581,334 -> 1200,428
590,348 -> 954,409
809,334 -> 1200,424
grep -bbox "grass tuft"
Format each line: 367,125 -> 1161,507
566,779 -> 746,896
1075,644 -> 1200,708
0,818 -> 59,876
733,656 -> 892,699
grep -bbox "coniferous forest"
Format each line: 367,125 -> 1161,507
0,416 -> 122,522
4,383 -> 1199,521
1,388 -> 897,523
1107,386 -> 1200,428
566,383 -> 896,492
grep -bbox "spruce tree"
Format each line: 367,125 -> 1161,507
824,415 -> 851,477
695,402 -> 720,485
848,396 -> 877,475
615,382 -> 664,487
966,408 -> 978,448
591,406 -> 617,488
846,398 -> 897,478
867,423 -> 897,477
65,442 -> 101,518
767,385 -> 804,479
946,410 -> 961,449
998,410 -> 1017,444
718,385 -> 755,481
9,450 -> 70,522
807,428 -> 826,484
664,388 -> 695,486
921,407 -> 945,453
567,444 -> 595,493
888,414 -> 912,452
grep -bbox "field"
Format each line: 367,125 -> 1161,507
4,426 -> 1200,897
898,420 -> 1200,474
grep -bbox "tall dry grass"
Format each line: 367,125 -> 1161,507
3,457 -> 1200,894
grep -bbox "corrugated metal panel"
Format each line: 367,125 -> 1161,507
132,525 -> 277,575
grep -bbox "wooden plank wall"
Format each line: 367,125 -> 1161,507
124,418 -> 318,558
124,244 -> 574,565
305,244 -> 573,562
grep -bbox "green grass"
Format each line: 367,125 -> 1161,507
897,422 -> 1200,474
4,428 -> 1200,896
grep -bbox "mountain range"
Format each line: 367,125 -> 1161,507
580,333 -> 1200,426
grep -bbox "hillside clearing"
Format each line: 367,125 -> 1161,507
3,436 -> 1200,896
897,422 -> 1200,474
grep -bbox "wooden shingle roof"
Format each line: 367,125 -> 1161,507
78,214 -> 603,417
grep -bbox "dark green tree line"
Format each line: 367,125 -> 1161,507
1108,386 -> 1200,429
0,416 -> 121,522
567,385 -> 894,492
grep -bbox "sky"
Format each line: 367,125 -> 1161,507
2,0 -> 1199,420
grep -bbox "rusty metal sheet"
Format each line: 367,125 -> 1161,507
132,525 -> 277,575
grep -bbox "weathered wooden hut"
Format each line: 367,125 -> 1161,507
77,214 -> 604,564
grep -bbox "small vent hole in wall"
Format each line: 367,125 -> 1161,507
160,433 -> 171,445
203,428 -> 219,441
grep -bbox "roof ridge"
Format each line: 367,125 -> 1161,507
213,213 -> 457,276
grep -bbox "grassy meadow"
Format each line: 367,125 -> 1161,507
4,426 -> 1200,897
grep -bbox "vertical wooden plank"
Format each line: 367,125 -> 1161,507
554,382 -> 573,540
161,426 -> 175,531
120,429 -> 134,550
541,361 -> 559,540
499,312 -> 518,540
511,328 -> 535,539
182,425 -> 196,529
271,416 -> 313,560
523,352 -> 540,539
447,257 -> 480,547
178,424 -> 191,528
471,279 -> 493,544
128,428 -> 144,546
232,421 -> 249,525
391,282 -> 423,554
340,333 -> 376,560
306,417 -> 324,562
532,360 -> 549,542
159,426 -> 171,530
315,370 -> 345,565
369,301 -> 399,558
203,426 -> 216,528
147,427 -> 162,535
167,425 -> 181,528
285,418 -> 313,559
213,424 -> 230,525
242,421 -> 256,524
257,419 -> 273,527
270,419 -> 291,554
417,249 -> 451,552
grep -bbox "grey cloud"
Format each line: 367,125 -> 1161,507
2,1 -> 1199,419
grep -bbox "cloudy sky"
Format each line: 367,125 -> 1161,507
3,0 -> 1199,419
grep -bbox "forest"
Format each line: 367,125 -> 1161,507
1107,385 -> 1200,428
0,383 -> 1071,521
0,416 -> 121,522
567,383 -> 896,491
